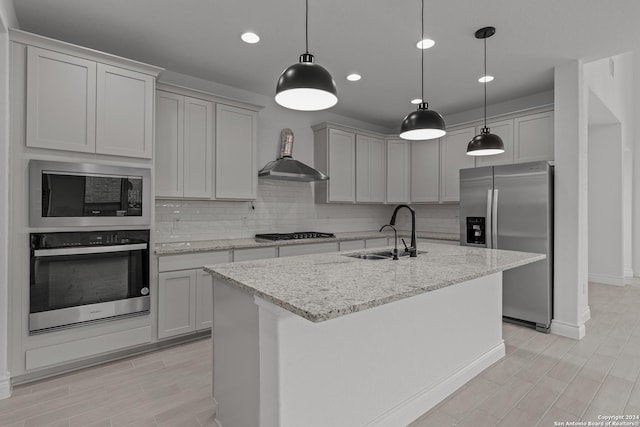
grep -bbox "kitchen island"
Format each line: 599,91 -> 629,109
204,242 -> 544,427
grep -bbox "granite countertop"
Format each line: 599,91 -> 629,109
155,230 -> 459,255
203,242 -> 545,323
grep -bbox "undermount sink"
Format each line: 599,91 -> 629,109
344,250 -> 423,260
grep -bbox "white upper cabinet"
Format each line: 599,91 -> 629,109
314,125 -> 356,203
22,35 -> 161,158
155,90 -> 214,198
96,64 -> 154,158
215,104 -> 258,200
26,46 -> 97,153
514,111 -> 554,162
410,139 -> 439,203
355,134 -> 386,203
440,127 -> 476,202
155,91 -> 184,198
474,119 -> 515,167
184,97 -> 214,198
386,139 -> 410,204
155,84 -> 260,200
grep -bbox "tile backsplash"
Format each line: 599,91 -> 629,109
154,180 -> 460,243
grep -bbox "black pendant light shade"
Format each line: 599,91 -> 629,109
274,0 -> 337,111
467,26 -> 505,156
275,53 -> 338,111
467,126 -> 505,156
399,0 -> 445,141
400,102 -> 446,140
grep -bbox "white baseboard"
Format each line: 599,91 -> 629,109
366,343 -> 506,427
0,376 -> 11,400
589,273 -> 625,286
583,306 -> 591,323
624,268 -> 634,278
551,319 -> 585,340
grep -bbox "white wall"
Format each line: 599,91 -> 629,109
552,60 -> 589,340
584,54 -> 634,280
588,119 -> 623,285
0,0 -> 18,400
634,52 -> 640,278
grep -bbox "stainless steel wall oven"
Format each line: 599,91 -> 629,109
29,160 -> 151,227
29,229 -> 150,333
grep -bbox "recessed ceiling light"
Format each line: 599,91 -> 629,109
416,38 -> 435,49
346,73 -> 361,82
411,98 -> 423,105
241,32 -> 260,44
478,75 -> 494,83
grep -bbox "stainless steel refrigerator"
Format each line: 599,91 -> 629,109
459,161 -> 553,333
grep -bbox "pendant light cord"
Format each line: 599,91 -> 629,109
420,0 -> 424,103
483,36 -> 487,128
305,0 -> 309,54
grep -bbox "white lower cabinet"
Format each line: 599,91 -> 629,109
195,269 -> 213,330
158,267 -> 214,339
158,269 -> 198,339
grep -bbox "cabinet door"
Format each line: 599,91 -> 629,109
410,139 -> 439,203
26,46 -> 96,153
474,119 -> 515,167
155,91 -> 184,198
96,64 -> 154,158
184,97 -> 214,198
215,104 -> 258,200
158,270 -> 197,339
440,127 -> 476,202
386,139 -> 410,203
355,135 -> 385,203
328,129 -> 356,202
514,111 -> 554,162
196,269 -> 213,330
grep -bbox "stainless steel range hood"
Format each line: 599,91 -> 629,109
258,128 -> 328,182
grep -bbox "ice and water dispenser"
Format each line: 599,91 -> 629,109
466,217 -> 486,245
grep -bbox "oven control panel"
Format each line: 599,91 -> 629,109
31,229 -> 149,249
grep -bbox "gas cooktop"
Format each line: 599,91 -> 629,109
255,232 -> 336,241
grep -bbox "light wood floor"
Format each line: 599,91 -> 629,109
2,281 -> 640,426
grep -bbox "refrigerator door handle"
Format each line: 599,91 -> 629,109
492,189 -> 499,248
486,189 -> 493,248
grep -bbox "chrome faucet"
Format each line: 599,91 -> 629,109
389,204 -> 417,257
379,224 -> 399,260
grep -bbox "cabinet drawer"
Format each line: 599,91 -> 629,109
339,240 -> 365,251
234,247 -> 277,262
158,251 -> 231,272
279,242 -> 339,257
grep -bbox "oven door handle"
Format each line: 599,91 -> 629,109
33,243 -> 148,257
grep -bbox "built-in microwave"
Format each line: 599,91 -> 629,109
29,160 -> 151,227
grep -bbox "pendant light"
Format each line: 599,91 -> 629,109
275,0 -> 337,111
466,26 -> 505,156
399,0 -> 446,141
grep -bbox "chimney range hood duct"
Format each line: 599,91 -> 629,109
258,128 -> 328,182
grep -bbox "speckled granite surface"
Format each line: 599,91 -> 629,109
155,230 -> 459,255
204,242 -> 545,323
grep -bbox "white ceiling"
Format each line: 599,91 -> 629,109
12,0 -> 640,132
